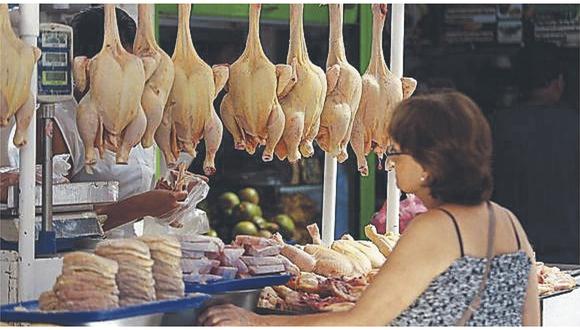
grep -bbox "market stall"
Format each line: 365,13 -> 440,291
1,3 -> 579,326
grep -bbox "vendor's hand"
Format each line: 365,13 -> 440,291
198,304 -> 264,326
143,189 -> 188,218
156,171 -> 208,192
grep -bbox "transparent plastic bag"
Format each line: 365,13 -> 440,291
143,175 -> 210,236
0,154 -> 71,185
35,154 -> 71,184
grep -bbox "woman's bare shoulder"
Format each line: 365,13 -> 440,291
396,209 -> 465,265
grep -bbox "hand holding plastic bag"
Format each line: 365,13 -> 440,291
145,173 -> 210,236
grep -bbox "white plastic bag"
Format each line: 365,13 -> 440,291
143,175 -> 210,236
35,154 -> 71,184
0,154 -> 71,185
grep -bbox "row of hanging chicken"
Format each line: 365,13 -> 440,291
0,4 -> 416,177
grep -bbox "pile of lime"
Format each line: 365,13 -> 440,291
215,187 -> 296,240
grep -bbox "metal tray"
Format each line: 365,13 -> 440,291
0,212 -> 103,241
163,289 -> 263,326
6,181 -> 118,210
184,274 -> 291,294
0,293 -> 209,325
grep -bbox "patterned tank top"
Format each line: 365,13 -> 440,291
390,206 -> 532,326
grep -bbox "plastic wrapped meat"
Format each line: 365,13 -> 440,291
244,244 -> 283,257
234,235 -> 279,248
182,273 -> 223,284
181,257 -> 220,274
240,256 -> 283,266
212,266 -> 238,280
181,241 -> 221,253
182,250 -> 205,259
205,252 -> 221,260
220,247 -> 245,266
179,234 -> 225,251
233,258 -> 249,274
248,264 -> 286,275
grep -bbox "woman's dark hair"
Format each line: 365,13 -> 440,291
70,6 -> 136,58
388,91 -> 493,205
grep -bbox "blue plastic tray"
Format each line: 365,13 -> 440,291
0,293 -> 210,325
185,273 -> 291,294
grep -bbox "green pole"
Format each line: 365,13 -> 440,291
358,5 -> 376,239
154,4 -> 162,179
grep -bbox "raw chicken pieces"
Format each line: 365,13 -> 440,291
221,4 -> 294,161
0,4 -> 41,147
74,4 -> 147,165
275,4 -> 327,163
165,4 -> 228,174
133,4 -> 175,150
351,4 -> 417,175
316,4 -> 362,163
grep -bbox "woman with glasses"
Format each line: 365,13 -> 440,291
199,91 -> 540,326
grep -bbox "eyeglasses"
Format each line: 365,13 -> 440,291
385,145 -> 407,158
384,145 -> 407,171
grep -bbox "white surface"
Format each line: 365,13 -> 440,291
321,153 -> 337,246
17,3 -> 39,303
0,251 -> 19,305
386,4 -> 405,234
32,257 -> 63,300
542,287 -> 580,326
0,251 -> 62,305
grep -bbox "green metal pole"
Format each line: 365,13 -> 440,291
154,4 -> 162,179
358,5 -> 376,239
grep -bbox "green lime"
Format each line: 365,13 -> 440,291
238,187 -> 260,205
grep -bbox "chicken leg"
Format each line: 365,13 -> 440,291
117,106 -> 147,164
76,96 -> 100,166
220,93 -> 245,150
203,110 -> 223,175
263,103 -> 285,162
12,93 -> 35,147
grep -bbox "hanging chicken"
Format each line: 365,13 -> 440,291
133,4 -> 175,150
164,4 -> 228,175
74,4 -> 147,166
221,4 -> 295,161
351,4 -> 417,176
275,4 -> 327,163
316,4 -> 362,163
0,4 -> 41,147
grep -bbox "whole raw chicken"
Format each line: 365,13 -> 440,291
221,4 -> 295,161
316,4 -> 362,163
275,4 -> 327,163
74,4 -> 147,165
305,224 -> 355,278
0,4 -> 41,147
164,4 -> 228,175
133,4 -> 175,150
351,4 -> 417,176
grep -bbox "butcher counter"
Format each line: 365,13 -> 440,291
541,264 -> 580,326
